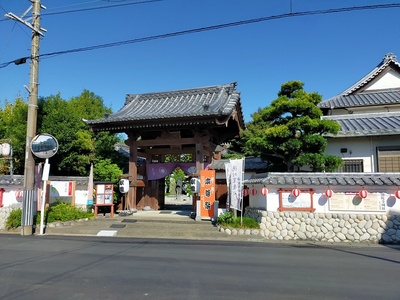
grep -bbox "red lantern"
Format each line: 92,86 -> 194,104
291,188 -> 301,197
261,187 -> 269,196
358,189 -> 368,199
243,189 -> 249,197
251,188 -> 257,196
325,189 -> 333,198
394,190 -> 400,199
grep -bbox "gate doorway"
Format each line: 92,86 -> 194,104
164,194 -> 192,212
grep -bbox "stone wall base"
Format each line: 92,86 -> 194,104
0,204 -> 23,230
243,207 -> 400,244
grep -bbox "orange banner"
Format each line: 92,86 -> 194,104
199,170 -> 216,218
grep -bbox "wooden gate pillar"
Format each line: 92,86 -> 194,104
194,142 -> 204,210
128,135 -> 138,209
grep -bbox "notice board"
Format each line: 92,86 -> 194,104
278,189 -> 315,212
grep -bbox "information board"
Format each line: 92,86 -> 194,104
96,184 -> 114,204
329,192 -> 386,212
94,183 -> 115,218
278,189 -> 315,212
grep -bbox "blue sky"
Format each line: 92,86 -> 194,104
1,0 -> 400,123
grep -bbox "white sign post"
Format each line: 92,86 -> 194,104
30,133 -> 58,236
40,159 -> 50,235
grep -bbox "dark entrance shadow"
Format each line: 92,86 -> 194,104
164,203 -> 193,216
164,203 -> 191,210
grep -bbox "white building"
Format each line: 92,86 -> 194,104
242,54 -> 400,244
319,53 -> 400,173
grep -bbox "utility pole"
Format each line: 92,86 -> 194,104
5,0 -> 46,235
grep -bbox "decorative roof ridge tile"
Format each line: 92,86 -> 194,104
126,83 -> 236,99
340,53 -> 400,96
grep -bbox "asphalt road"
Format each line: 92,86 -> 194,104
0,235 -> 399,300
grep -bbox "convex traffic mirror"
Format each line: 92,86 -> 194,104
30,133 -> 59,159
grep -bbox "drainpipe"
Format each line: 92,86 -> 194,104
370,137 -> 374,172
0,188 -> 5,207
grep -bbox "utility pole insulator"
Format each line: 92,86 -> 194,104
4,11 -> 46,36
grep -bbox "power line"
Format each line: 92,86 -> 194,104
1,3 -> 400,69
43,0 -> 161,16
0,0 -> 162,21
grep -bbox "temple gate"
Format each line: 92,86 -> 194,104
85,83 -> 245,210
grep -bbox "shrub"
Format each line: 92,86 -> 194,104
5,202 -> 94,231
6,203 -> 93,231
217,211 -> 235,225
38,202 -> 93,223
6,208 -> 22,229
237,217 -> 259,228
217,211 -> 259,229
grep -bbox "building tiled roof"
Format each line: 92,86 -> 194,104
318,90 -> 400,109
114,143 -> 146,166
318,53 -> 400,109
244,172 -> 400,187
85,83 -> 244,131
322,111 -> 400,137
0,176 -> 89,187
0,175 -> 24,187
209,157 -> 268,171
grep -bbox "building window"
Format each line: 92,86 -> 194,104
336,159 -> 364,172
377,148 -> 400,172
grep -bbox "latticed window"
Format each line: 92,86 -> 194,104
336,159 -> 364,172
377,148 -> 400,172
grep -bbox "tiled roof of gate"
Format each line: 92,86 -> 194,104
321,111 -> 400,137
84,83 -> 244,129
318,90 -> 400,109
244,172 -> 400,186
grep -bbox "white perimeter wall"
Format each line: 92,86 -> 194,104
1,186 -> 90,209
248,184 -> 400,215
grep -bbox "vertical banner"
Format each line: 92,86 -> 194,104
87,163 -> 94,205
200,170 -> 216,218
35,163 -> 43,211
224,162 -> 231,210
229,158 -> 244,211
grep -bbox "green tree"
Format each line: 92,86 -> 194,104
242,81 -> 342,172
93,131 -> 128,175
0,90 -> 127,177
38,93 -> 80,175
37,90 -> 127,177
93,158 -> 122,182
0,98 -> 28,174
